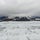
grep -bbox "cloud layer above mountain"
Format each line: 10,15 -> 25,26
0,0 -> 40,17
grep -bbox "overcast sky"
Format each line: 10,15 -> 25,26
0,0 -> 40,17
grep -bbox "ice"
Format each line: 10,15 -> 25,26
0,21 -> 40,40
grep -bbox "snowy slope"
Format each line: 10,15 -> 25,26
0,21 -> 40,40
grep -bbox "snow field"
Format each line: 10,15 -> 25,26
0,21 -> 40,40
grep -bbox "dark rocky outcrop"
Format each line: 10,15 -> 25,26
19,17 -> 30,21
13,17 -> 30,21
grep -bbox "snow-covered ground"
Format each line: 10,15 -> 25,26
0,21 -> 40,40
